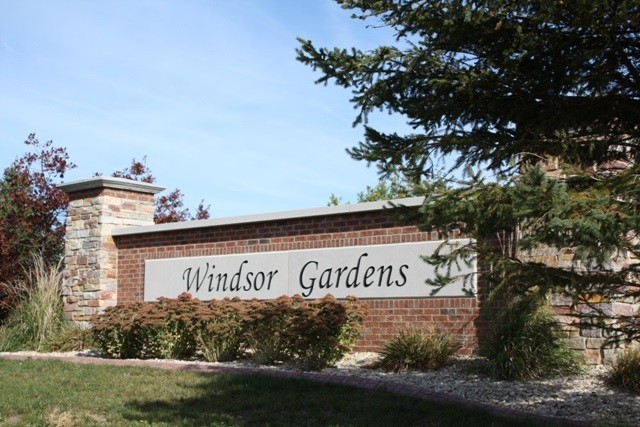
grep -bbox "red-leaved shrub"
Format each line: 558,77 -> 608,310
90,293 -> 367,370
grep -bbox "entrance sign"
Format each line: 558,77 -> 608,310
144,240 -> 475,301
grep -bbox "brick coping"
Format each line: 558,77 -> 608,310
0,353 -> 588,426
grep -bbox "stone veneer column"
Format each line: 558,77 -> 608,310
530,246 -> 639,365
58,177 -> 164,325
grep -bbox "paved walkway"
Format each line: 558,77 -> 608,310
0,353 -> 588,426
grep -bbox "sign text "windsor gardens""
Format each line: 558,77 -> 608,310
144,240 -> 475,301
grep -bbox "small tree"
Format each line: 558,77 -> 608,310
112,157 -> 211,223
0,134 -> 75,320
356,175 -> 415,202
329,170 -> 434,205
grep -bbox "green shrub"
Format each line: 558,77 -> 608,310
608,347 -> 640,394
373,329 -> 460,372
480,294 -> 584,380
0,256 -> 70,352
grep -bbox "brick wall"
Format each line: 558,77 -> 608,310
358,298 -> 481,354
61,176 -> 635,363
59,177 -> 486,354
113,210 -> 484,353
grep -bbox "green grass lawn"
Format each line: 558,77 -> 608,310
0,359 -> 554,426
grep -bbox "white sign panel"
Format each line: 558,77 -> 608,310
144,240 -> 475,301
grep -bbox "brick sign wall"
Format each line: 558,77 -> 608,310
60,177 -> 485,354
113,206 -> 483,353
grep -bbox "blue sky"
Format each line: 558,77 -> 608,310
0,0 -> 410,218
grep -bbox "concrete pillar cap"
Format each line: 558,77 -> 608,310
57,177 -> 165,195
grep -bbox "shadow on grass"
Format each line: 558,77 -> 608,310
123,372 -> 543,427
0,359 -> 569,426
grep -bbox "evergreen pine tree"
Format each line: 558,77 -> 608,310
298,0 -> 640,344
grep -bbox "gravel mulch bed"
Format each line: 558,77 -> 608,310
1,351 -> 638,426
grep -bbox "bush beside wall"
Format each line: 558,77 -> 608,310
90,293 -> 367,370
480,294 -> 584,380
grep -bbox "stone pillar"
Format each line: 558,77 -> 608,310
58,177 -> 164,325
537,247 -> 639,365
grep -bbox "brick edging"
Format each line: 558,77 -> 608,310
0,354 -> 589,426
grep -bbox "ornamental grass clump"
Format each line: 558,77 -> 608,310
47,325 -> 95,352
373,329 -> 460,372
480,294 -> 584,381
0,255 -> 70,352
608,347 -> 640,394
